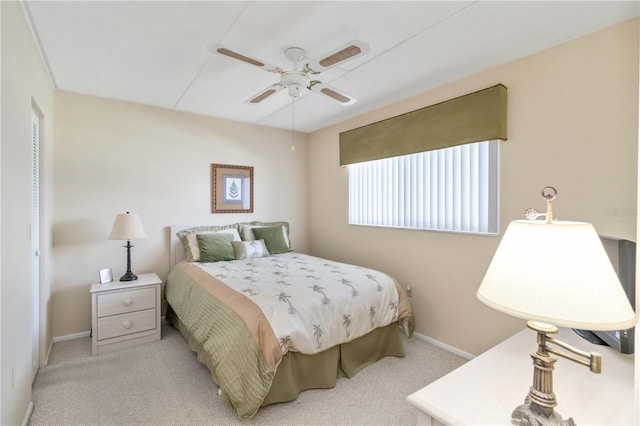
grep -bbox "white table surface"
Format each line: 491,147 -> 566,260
407,327 -> 635,425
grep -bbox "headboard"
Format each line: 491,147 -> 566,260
169,225 -> 191,270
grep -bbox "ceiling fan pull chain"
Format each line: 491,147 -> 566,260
291,98 -> 296,152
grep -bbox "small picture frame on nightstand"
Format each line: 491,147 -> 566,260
99,268 -> 113,284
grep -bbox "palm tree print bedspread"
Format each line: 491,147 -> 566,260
197,252 -> 410,355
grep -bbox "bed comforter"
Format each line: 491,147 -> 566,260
165,252 -> 413,418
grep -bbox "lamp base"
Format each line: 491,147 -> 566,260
119,271 -> 138,281
119,240 -> 138,281
511,320 -> 601,426
513,401 -> 575,426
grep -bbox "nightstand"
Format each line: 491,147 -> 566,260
407,327 -> 635,425
90,272 -> 162,355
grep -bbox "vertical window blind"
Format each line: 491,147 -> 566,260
348,140 -> 500,234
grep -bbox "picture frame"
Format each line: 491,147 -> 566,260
211,163 -> 254,213
99,268 -> 113,284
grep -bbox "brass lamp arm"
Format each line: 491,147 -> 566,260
513,321 -> 604,425
545,337 -> 602,373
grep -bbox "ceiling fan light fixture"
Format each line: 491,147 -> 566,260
288,84 -> 304,98
281,71 -> 310,99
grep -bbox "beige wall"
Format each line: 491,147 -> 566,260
308,18 -> 639,355
52,92 -> 309,337
3,4 -> 638,422
1,1 -> 55,424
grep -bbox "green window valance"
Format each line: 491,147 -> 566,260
339,84 -> 508,166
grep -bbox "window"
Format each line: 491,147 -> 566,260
348,140 -> 500,234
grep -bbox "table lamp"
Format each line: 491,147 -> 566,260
109,211 -> 146,281
477,187 -> 637,425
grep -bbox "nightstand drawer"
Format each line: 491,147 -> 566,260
97,308 -> 157,341
97,287 -> 156,317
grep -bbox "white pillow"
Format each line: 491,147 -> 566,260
232,239 -> 270,260
185,229 -> 241,262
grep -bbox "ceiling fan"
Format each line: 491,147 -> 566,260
213,40 -> 370,106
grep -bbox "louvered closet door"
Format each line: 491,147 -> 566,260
31,107 -> 41,382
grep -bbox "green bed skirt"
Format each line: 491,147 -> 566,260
166,305 -> 405,407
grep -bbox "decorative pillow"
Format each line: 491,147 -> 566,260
239,221 -> 290,249
177,225 -> 241,261
252,226 -> 289,254
197,233 -> 235,262
232,240 -> 270,260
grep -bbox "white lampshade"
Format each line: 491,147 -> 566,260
109,212 -> 146,240
477,220 -> 637,331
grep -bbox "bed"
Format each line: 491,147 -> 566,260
165,221 -> 414,419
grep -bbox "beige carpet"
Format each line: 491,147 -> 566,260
30,320 -> 466,425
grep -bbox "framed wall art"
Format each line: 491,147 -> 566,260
211,163 -> 254,213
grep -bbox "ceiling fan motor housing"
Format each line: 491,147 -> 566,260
281,71 -> 310,98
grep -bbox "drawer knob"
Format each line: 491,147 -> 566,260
122,320 -> 133,329
123,298 -> 133,306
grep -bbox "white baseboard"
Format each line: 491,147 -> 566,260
45,339 -> 54,366
52,330 -> 91,343
50,319 -> 169,344
413,331 -> 476,360
22,401 -> 34,426
51,320 -> 167,345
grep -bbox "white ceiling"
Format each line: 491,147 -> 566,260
23,1 -> 639,133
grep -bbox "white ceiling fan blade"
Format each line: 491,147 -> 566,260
304,40 -> 370,73
244,84 -> 284,104
309,82 -> 357,105
213,44 -> 283,73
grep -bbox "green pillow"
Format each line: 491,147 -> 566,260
252,226 -> 289,254
196,233 -> 235,262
